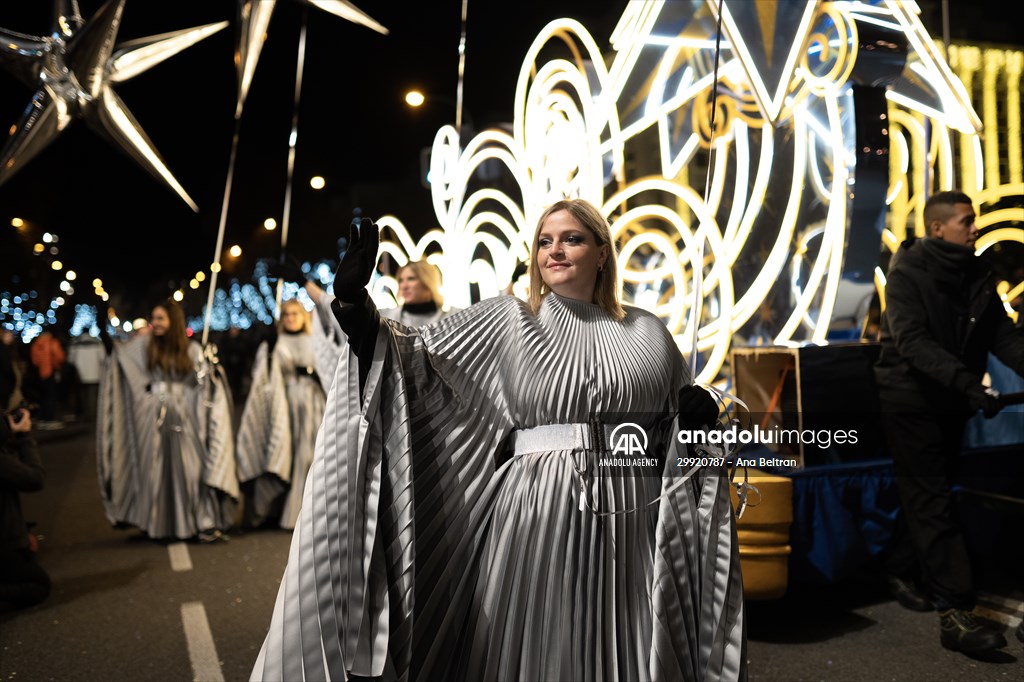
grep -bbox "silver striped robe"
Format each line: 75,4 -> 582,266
97,336 -> 238,539
236,334 -> 327,529
252,292 -> 745,681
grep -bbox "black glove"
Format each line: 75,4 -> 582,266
333,218 -> 379,303
965,384 -> 1000,419
678,385 -> 719,429
97,302 -> 113,355
267,255 -> 307,284
264,324 -> 279,360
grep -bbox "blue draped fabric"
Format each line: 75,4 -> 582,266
783,461 -> 902,584
965,353 -> 1024,448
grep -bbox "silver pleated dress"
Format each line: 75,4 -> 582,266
252,292 -> 745,681
379,304 -> 452,327
236,333 -> 327,529
97,336 -> 238,539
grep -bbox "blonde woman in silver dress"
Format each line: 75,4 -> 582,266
235,299 -> 326,530
270,258 -> 454,397
252,199 -> 745,681
380,260 -> 452,327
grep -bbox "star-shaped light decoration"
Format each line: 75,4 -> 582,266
707,0 -> 819,124
0,0 -> 227,211
234,0 -> 388,117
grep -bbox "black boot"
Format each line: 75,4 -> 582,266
939,609 -> 1007,652
887,575 -> 933,612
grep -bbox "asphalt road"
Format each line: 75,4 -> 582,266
2,423 -> 1021,681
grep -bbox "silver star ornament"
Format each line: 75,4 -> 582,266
0,0 -> 227,211
234,0 -> 388,118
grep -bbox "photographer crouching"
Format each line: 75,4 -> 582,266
0,370 -> 49,610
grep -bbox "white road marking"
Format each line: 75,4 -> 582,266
181,601 -> 224,682
168,542 -> 193,572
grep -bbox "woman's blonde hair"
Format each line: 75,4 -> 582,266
147,299 -> 194,377
527,199 -> 624,320
397,260 -> 444,307
276,298 -> 311,335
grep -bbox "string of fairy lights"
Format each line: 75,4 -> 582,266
2,216 -> 106,342
1,215 -> 340,342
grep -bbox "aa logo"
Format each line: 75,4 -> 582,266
610,423 -> 648,456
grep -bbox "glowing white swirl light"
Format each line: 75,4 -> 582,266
373,1 -> 1017,383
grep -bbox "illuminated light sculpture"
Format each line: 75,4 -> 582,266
369,0 -> 1024,384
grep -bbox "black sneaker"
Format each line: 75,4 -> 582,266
939,609 -> 1007,652
887,576 -> 934,612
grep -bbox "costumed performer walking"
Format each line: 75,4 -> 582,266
97,299 -> 238,541
236,298 -> 326,529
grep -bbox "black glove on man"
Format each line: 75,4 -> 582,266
678,385 -> 719,430
965,383 -> 1000,419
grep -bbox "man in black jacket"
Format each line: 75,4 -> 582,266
875,190 -> 1024,653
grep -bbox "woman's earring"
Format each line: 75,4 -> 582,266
598,263 -> 604,272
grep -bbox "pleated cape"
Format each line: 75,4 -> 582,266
252,293 -> 745,681
237,336 -> 327,529
97,336 -> 238,539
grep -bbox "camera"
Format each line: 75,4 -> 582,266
3,401 -> 37,423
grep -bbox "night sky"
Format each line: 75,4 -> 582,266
0,0 -> 1016,321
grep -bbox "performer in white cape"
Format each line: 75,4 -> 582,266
252,199 -> 746,681
236,299 -> 327,529
97,299 -> 237,541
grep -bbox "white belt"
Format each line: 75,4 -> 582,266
509,421 -> 712,518
511,422 -> 617,456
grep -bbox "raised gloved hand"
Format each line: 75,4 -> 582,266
97,301 -> 113,355
333,217 -> 379,303
678,384 -> 720,430
965,384 -> 1000,419
267,255 -> 307,284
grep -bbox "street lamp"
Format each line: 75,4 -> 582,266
402,90 -> 475,137
404,90 -> 477,188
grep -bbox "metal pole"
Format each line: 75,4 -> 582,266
941,0 -> 956,176
201,114 -> 242,348
276,6 -> 309,316
455,0 -> 469,138
689,0 -> 726,384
